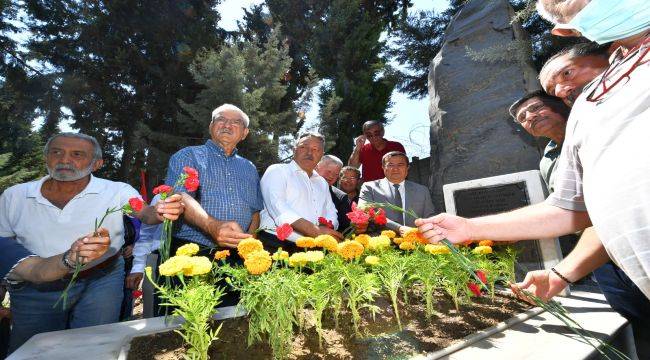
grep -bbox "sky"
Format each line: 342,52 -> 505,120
216,0 -> 450,159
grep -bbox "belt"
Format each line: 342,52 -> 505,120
72,252 -> 121,279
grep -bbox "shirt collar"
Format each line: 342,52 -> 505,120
206,139 -> 238,157
290,160 -> 321,180
384,178 -> 405,188
27,175 -> 101,199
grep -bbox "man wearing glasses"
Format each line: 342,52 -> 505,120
348,120 -> 405,183
417,0 -> 650,304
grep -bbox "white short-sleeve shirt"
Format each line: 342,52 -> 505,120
0,175 -> 139,269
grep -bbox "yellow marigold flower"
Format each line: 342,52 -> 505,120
354,234 -> 371,247
404,228 -> 428,244
159,255 -> 192,276
399,241 -> 416,251
296,236 -> 317,248
244,250 -> 272,275
214,249 -> 230,261
392,237 -> 404,245
304,250 -> 325,263
271,249 -> 289,261
424,244 -> 451,255
288,252 -> 309,267
478,240 -> 494,247
472,245 -> 493,255
176,243 -> 200,256
237,238 -> 264,260
365,255 -> 380,265
336,240 -> 365,260
381,230 -> 396,239
315,234 -> 338,251
184,256 -> 212,276
367,235 -> 391,251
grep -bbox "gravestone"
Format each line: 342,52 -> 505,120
443,170 -> 564,283
428,0 -> 543,211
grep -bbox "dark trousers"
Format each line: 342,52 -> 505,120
153,237 -> 242,316
593,262 -> 650,357
257,231 -> 299,254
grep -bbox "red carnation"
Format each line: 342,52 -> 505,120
318,217 -> 334,229
152,184 -> 173,195
128,197 -> 144,212
276,223 -> 293,241
184,176 -> 199,192
467,282 -> 482,297
373,208 -> 387,226
476,270 -> 487,285
183,166 -> 199,178
132,289 -> 143,299
347,202 -> 370,225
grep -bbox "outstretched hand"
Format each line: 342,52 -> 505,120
415,213 -> 473,244
510,269 -> 568,304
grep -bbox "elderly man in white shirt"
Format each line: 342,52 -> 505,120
258,133 -> 343,253
0,132 -> 183,353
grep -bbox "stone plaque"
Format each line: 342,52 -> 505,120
453,182 -> 529,219
443,170 -> 563,284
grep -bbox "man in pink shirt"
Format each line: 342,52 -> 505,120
348,120 -> 406,183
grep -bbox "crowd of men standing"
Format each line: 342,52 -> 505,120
1,0 -> 649,357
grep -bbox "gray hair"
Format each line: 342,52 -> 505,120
295,132 -> 325,149
362,120 -> 384,132
318,154 -> 343,168
44,132 -> 103,161
340,165 -> 361,179
211,103 -> 250,128
536,1 -> 562,23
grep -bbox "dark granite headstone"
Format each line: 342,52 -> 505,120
428,0 -> 543,212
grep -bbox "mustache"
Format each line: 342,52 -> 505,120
54,164 -> 76,171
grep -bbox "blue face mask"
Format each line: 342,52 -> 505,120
555,0 -> 650,44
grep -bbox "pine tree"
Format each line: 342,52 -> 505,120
168,28 -> 297,172
23,0 -> 223,184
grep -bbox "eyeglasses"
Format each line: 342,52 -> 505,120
514,102 -> 545,124
586,40 -> 649,103
214,117 -> 245,127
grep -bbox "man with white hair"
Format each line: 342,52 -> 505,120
0,132 -> 184,352
417,0 -> 650,306
315,154 -> 352,231
128,104 -> 262,306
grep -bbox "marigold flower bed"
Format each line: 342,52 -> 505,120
128,290 -> 530,360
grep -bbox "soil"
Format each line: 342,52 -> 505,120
128,291 -> 531,360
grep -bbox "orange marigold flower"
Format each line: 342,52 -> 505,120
392,237 -> 404,245
214,249 -> 230,261
354,234 -> 371,247
336,240 -> 365,260
244,250 -> 272,275
315,234 -> 338,252
399,241 -> 416,251
404,228 -> 428,244
296,236 -> 318,248
237,238 -> 264,260
478,240 -> 494,247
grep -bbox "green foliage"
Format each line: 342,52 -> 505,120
0,136 -> 46,193
371,250 -> 411,329
21,0 -> 223,183
409,249 -> 447,319
174,29 -> 298,171
220,265 -> 308,360
147,272 -> 225,360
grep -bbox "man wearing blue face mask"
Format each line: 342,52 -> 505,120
416,1 -> 650,355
